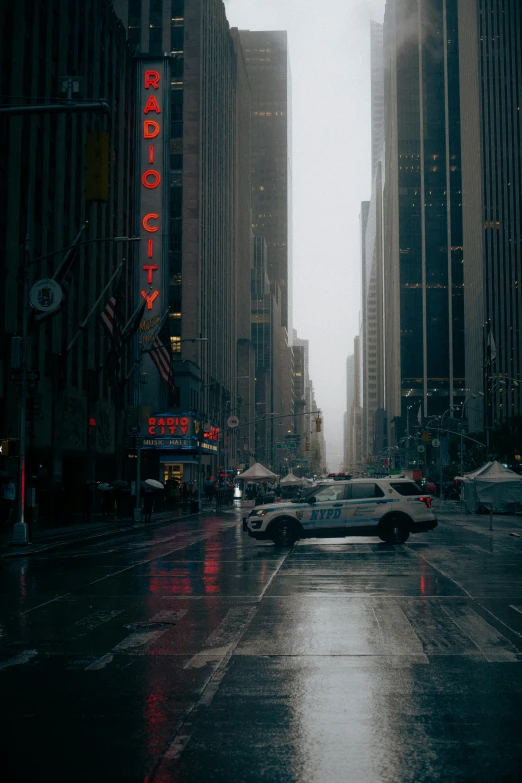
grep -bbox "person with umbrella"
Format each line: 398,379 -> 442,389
141,479 -> 164,522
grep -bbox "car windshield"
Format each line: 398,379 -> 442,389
291,484 -> 327,502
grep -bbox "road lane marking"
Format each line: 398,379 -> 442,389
440,603 -> 520,662
21,519 -> 238,618
85,653 -> 113,671
66,608 -> 124,638
151,546 -> 294,778
0,649 -> 38,670
184,606 -> 256,669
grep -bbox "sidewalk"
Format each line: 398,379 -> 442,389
431,497 -> 522,536
0,500 -> 217,559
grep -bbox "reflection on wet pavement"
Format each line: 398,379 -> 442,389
1,507 -> 522,782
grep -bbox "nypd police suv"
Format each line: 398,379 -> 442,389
245,477 -> 437,546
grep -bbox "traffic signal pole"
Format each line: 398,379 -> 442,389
11,216 -> 31,544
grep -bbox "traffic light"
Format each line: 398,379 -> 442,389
304,439 -> 310,450
315,416 -> 322,432
421,431 -> 432,443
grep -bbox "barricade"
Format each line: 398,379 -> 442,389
215,488 -> 234,511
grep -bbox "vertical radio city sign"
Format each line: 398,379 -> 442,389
138,61 -> 168,337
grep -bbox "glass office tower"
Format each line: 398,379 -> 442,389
384,0 -> 465,446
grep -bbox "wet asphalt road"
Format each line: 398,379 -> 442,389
1,501 -> 522,782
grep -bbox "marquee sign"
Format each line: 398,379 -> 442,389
138,62 -> 168,343
143,415 -> 219,453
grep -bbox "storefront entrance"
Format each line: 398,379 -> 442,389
163,463 -> 183,485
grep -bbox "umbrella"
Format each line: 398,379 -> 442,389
112,479 -> 130,489
143,478 -> 164,490
97,483 -> 113,491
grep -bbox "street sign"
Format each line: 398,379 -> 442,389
418,445 -> 425,453
277,442 -> 296,449
227,416 -> 239,428
432,438 -> 440,448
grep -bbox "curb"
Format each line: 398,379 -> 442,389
0,508 -> 216,559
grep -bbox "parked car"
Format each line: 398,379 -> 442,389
245,477 -> 437,546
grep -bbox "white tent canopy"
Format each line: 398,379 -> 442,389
236,462 -> 278,481
462,460 -> 522,513
279,473 -> 304,486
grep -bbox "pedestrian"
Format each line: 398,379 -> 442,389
182,483 -> 189,504
143,490 -> 154,523
2,478 -> 16,529
166,480 -> 175,507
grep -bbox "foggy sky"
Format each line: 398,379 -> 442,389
224,0 -> 386,470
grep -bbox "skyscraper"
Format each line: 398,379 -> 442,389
239,30 -> 292,335
362,21 -> 386,465
383,0 -> 465,447
116,0 -> 254,483
459,0 -> 522,433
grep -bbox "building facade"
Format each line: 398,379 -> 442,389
362,21 -> 386,465
239,30 -> 293,335
344,355 -> 355,470
383,0 -> 465,448
459,0 -> 522,434
116,0 -> 254,485
0,0 -> 136,523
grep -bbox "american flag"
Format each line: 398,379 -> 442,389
149,334 -> 176,391
147,316 -> 176,392
100,294 -> 119,340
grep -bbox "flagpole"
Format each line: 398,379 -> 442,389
66,263 -> 123,353
50,225 -> 87,280
121,299 -> 147,343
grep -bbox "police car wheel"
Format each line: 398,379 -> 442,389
270,518 -> 298,547
378,514 -> 410,544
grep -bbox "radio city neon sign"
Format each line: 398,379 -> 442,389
149,417 -> 190,436
141,69 -> 162,310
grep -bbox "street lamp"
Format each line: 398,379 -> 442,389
458,394 -> 481,476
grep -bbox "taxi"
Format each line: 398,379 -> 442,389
245,477 -> 437,546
